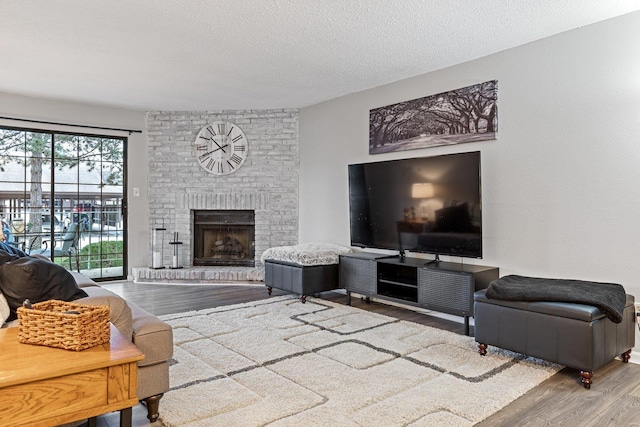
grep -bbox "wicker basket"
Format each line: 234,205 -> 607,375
17,300 -> 110,351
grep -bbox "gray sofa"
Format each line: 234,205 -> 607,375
474,289 -> 636,388
69,272 -> 173,422
3,266 -> 173,422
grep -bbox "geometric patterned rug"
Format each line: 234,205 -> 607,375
158,296 -> 561,426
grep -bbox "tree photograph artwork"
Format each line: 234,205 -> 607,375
369,80 -> 498,154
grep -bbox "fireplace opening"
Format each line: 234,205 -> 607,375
193,210 -> 255,267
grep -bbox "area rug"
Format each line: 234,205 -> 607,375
158,296 -> 561,426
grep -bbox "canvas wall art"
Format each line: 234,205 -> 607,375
369,80 -> 498,154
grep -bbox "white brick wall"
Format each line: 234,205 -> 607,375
146,109 -> 299,267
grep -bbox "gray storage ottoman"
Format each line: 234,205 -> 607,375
260,243 -> 351,303
474,289 -> 636,388
264,259 -> 339,302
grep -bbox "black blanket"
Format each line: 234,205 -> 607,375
485,275 -> 627,323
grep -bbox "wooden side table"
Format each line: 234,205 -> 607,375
0,324 -> 144,427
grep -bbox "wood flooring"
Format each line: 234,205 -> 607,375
94,281 -> 640,427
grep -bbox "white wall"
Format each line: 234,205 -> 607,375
300,13 -> 640,299
0,93 -> 149,274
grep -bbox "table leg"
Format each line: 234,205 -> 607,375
87,417 -> 97,427
120,407 -> 133,427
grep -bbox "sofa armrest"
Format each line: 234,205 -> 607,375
129,302 -> 173,367
70,271 -> 100,288
76,286 -> 133,339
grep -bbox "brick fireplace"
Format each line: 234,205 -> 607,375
143,109 -> 299,281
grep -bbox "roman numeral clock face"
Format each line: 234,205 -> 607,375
194,121 -> 248,175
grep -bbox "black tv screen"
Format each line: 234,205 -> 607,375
348,151 -> 482,258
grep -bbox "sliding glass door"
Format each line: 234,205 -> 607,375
0,126 -> 127,281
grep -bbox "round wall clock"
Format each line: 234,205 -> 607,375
194,121 -> 248,175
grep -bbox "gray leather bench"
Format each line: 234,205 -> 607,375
264,259 -> 339,303
474,289 -> 636,388
261,243 -> 351,303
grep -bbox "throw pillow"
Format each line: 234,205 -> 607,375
0,249 -> 20,265
0,241 -> 27,258
0,292 -> 9,325
260,242 -> 353,266
0,256 -> 88,321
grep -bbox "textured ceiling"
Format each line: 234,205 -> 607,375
2,1 -> 639,111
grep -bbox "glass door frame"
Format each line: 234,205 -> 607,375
0,125 -> 128,281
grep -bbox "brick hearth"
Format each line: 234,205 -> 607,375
132,266 -> 265,283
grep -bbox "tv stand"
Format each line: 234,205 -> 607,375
339,253 -> 498,335
374,251 -> 406,261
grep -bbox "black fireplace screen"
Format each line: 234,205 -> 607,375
192,210 -> 255,267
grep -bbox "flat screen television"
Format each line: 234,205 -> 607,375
348,151 -> 482,260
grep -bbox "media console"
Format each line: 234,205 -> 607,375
339,252 -> 499,335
